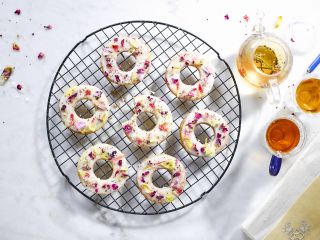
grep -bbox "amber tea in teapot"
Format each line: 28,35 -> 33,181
237,13 -> 292,103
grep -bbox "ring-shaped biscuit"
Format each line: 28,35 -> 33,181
180,109 -> 229,157
165,51 -> 215,100
101,36 -> 151,86
59,85 -> 109,134
122,95 -> 173,147
77,143 -> 129,194
137,154 -> 186,204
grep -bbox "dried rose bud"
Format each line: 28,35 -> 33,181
16,84 -> 23,90
38,52 -> 45,59
224,14 -> 229,20
12,42 -> 20,51
14,9 -> 21,15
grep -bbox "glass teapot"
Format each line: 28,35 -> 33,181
237,12 -> 293,103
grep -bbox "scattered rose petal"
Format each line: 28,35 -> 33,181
150,191 -> 156,197
243,14 -> 249,22
12,42 -> 20,51
224,14 -> 229,20
290,38 -> 295,42
149,102 -> 155,108
123,124 -> 133,133
159,123 -> 168,131
14,9 -> 21,15
172,78 -> 179,84
137,68 -> 144,74
195,112 -> 202,119
44,24 -> 52,30
38,52 -> 45,59
1,66 -> 14,85
173,172 -> 181,177
16,84 -> 23,91
144,60 -> 150,69
88,151 -> 95,159
274,16 -> 283,28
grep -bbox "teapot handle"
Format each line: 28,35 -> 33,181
267,79 -> 281,104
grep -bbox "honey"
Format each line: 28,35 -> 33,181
296,78 -> 320,113
266,118 -> 300,153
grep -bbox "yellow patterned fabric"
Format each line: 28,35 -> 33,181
264,176 -> 320,240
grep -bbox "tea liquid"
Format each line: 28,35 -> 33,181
266,118 -> 300,153
296,78 -> 320,113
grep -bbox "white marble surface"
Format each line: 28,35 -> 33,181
1,0 -> 320,239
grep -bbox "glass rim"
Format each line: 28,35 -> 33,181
264,114 -> 306,158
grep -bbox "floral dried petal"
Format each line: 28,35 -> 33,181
243,15 -> 249,22
137,68 -> 144,74
16,84 -> 23,90
224,14 -> 229,20
123,124 -> 133,133
195,112 -> 202,119
290,38 -> 295,43
14,9 -> 21,15
44,25 -> 53,30
38,52 -> 45,59
12,42 -> 20,51
1,66 -> 13,84
274,16 -> 283,29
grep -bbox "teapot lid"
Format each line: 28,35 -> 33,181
252,10 -> 266,36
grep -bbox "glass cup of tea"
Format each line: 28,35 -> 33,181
294,76 -> 320,115
264,115 -> 306,176
237,16 -> 293,104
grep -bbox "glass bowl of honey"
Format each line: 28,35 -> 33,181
294,76 -> 320,115
264,115 -> 306,176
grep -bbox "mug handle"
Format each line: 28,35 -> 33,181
269,155 -> 282,176
267,79 -> 281,104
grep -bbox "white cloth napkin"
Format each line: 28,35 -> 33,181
241,133 -> 320,240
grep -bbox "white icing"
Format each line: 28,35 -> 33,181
137,154 -> 186,204
77,143 -> 129,194
101,36 -> 151,85
180,109 -> 229,157
122,95 -> 173,147
165,51 -> 215,100
59,85 -> 109,134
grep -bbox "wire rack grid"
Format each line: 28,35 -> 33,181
46,20 -> 241,215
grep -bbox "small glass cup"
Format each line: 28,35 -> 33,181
293,74 -> 320,116
264,115 -> 306,176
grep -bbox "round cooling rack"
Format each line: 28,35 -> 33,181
46,20 -> 242,215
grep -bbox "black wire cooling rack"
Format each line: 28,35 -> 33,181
46,20 -> 242,215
